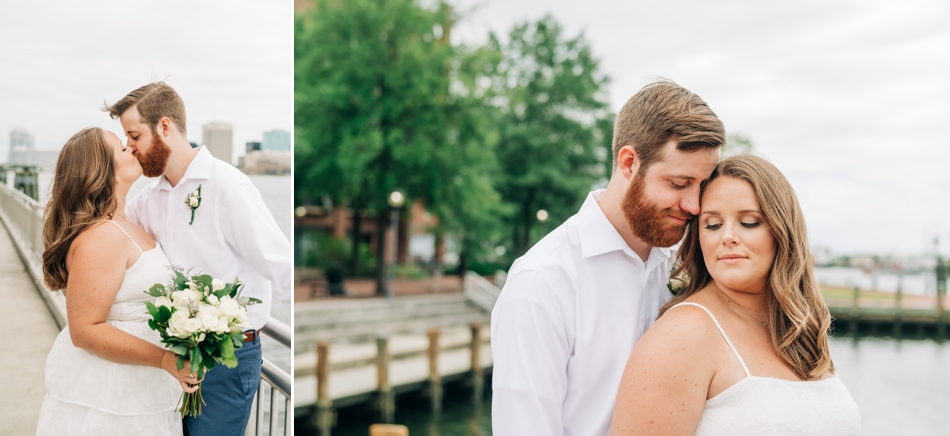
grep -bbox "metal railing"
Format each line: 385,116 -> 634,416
248,318 -> 292,436
0,182 -> 292,435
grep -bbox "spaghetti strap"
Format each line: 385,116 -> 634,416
670,302 -> 751,377
104,220 -> 143,254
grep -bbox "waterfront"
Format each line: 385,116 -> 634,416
323,335 -> 950,435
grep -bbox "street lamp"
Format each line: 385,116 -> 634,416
385,190 -> 405,299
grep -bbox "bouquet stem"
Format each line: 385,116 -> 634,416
180,383 -> 205,418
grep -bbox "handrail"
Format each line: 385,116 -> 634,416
262,317 -> 291,348
463,271 -> 501,312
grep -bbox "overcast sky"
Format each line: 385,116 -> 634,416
0,0 -> 291,165
451,0 -> 950,256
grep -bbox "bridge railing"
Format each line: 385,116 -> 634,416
0,182 -> 291,435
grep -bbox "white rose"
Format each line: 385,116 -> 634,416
169,311 -> 191,338
211,278 -> 225,292
214,317 -> 229,334
197,332 -> 206,342
207,294 -> 220,306
184,318 -> 202,333
154,296 -> 172,308
199,309 -> 219,331
218,297 -> 240,318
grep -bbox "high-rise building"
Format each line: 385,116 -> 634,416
262,129 -> 290,152
203,122 -> 233,165
9,128 -> 35,164
7,128 -> 59,168
246,141 -> 262,154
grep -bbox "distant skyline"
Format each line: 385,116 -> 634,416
451,0 -> 950,256
0,0 -> 291,164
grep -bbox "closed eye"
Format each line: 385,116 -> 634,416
704,224 -> 721,230
671,181 -> 688,190
741,222 -> 761,228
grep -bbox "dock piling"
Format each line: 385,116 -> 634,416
426,327 -> 443,413
470,322 -> 484,404
377,333 -> 396,423
850,286 -> 860,335
893,275 -> 903,337
315,341 -> 334,436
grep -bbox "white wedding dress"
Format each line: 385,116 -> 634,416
35,222 -> 182,436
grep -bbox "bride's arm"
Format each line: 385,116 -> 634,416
64,224 -> 197,392
610,305 -> 717,435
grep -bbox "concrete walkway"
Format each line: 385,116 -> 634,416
0,222 -> 60,435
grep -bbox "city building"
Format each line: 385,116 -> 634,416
203,122 -> 234,165
7,128 -> 58,168
262,129 -> 291,152
239,150 -> 291,175
246,141 -> 262,154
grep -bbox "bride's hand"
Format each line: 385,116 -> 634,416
160,350 -> 204,393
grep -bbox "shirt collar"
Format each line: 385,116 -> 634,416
157,147 -> 213,191
576,189 -> 672,263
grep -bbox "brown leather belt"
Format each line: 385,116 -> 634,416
243,330 -> 259,343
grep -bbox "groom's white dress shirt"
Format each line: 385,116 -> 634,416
491,189 -> 674,436
127,147 -> 291,331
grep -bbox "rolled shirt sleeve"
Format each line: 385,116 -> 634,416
491,270 -> 572,436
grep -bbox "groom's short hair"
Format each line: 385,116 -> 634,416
612,79 -> 724,174
103,82 -> 187,135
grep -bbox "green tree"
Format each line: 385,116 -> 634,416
295,0 -> 501,290
487,16 -> 612,256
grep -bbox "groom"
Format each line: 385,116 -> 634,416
491,80 -> 725,435
104,82 -> 292,435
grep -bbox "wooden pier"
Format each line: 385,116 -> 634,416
824,285 -> 950,338
294,279 -> 498,435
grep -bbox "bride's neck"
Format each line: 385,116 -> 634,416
114,181 -> 130,219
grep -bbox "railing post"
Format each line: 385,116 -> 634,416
426,327 -> 442,413
850,286 -> 860,335
376,334 -> 395,423
470,322 -> 484,404
316,341 -> 334,436
893,272 -> 903,337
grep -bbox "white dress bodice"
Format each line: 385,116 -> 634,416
36,221 -> 182,435
670,302 -> 861,435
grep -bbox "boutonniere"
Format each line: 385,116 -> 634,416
667,276 -> 687,295
185,185 -> 202,225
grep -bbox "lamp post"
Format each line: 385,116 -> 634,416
385,190 -> 405,299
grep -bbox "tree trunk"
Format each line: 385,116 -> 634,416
349,201 -> 363,277
375,209 -> 387,296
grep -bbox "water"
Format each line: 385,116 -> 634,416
327,336 -> 950,435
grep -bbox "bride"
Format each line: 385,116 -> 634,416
35,127 -> 197,435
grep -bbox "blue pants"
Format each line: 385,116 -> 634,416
184,334 -> 262,436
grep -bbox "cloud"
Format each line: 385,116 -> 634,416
452,0 -> 950,254
0,0 -> 292,163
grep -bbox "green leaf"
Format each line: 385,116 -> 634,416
174,271 -> 187,289
144,301 -> 159,319
189,348 -> 201,374
157,305 -> 172,323
192,275 -> 213,288
147,284 -> 166,297
246,297 -> 263,305
176,356 -> 185,371
219,335 -> 235,358
169,344 -> 188,356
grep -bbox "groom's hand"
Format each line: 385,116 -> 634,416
160,350 -> 203,393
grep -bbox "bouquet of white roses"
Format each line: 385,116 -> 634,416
144,266 -> 261,418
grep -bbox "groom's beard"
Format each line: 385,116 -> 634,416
621,175 -> 692,248
138,133 -> 171,178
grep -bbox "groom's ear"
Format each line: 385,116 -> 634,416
617,145 -> 640,180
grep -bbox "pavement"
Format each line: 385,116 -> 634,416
0,222 -> 60,435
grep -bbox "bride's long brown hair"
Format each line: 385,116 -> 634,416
42,127 -> 118,290
659,154 -> 833,380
